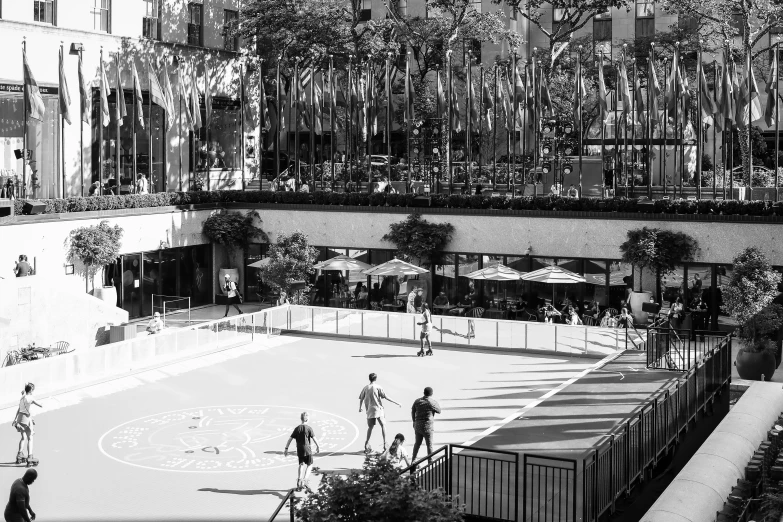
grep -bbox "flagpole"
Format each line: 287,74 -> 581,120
240,62 -> 246,191
133,58 -> 138,191
406,52 -> 412,190
310,64 -> 315,189
294,59 -> 301,190
578,46 -> 583,198
287,64 -> 293,180
662,57 -> 667,196
493,63 -> 498,188
673,43 -> 680,199
696,44 -> 702,200
747,46 -> 753,201
386,53 -> 392,185
648,44 -> 654,199
329,55 -> 335,189
776,38 -> 780,202
22,38 -> 28,199
99,46 -> 105,197
533,55 -> 540,198
116,51 -> 122,196
467,52 -> 472,192
623,46 -> 629,198
447,52 -> 453,193
613,61 -> 619,198
148,55 -> 154,193
713,60 -> 717,199
366,59 -> 372,185
520,60 -> 527,196
320,69 -> 325,188
348,56 -> 353,186
274,55 -> 282,181
679,54 -> 686,198
79,47 -> 85,197
630,55 -> 636,199
61,42 -> 67,198
479,63 -> 484,188
511,57 -> 517,195
177,58 -> 182,192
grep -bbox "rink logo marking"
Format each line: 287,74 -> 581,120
98,405 -> 358,473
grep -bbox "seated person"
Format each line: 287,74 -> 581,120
146,312 -> 164,335
585,299 -> 600,319
369,283 -> 382,308
565,306 -> 583,325
617,307 -> 632,328
541,304 -> 561,323
357,286 -> 369,302
567,184 -> 579,198
599,309 -> 616,328
433,292 -> 450,308
277,291 -> 290,306
549,183 -> 561,196
379,433 -> 411,470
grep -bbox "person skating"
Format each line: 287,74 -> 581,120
359,373 -> 401,453
417,303 -> 433,356
12,385 -> 41,467
4,469 -> 37,522
284,412 -> 320,491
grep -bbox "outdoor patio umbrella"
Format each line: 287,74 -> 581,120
520,265 -> 586,304
462,264 -> 524,303
313,255 -> 373,272
247,258 -> 271,269
362,258 -> 428,277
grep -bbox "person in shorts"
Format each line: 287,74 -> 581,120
359,373 -> 400,453
12,384 -> 42,467
417,303 -> 433,357
284,412 -> 320,491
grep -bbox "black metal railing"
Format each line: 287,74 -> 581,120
523,455 -> 577,522
647,325 -> 728,370
267,488 -> 296,522
401,444 -> 519,521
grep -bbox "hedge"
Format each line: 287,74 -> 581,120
10,190 -> 781,218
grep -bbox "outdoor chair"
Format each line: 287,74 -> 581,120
3,350 -> 20,367
467,307 -> 485,318
47,341 -> 71,357
583,316 -> 597,327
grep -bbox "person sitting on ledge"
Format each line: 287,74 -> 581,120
146,312 -> 164,335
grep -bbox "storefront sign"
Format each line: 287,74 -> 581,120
0,83 -> 59,96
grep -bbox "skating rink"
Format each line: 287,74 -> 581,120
0,335 -> 596,521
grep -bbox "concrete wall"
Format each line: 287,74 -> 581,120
642,381 -> 783,522
0,275 -> 128,359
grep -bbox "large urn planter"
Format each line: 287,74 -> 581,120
629,291 -> 652,325
736,349 -> 776,381
93,285 -> 118,307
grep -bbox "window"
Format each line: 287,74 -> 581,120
511,6 -> 517,20
396,0 -> 407,16
194,98 -> 241,173
359,0 -> 371,21
188,3 -> 203,46
92,0 -> 110,33
471,0 -> 482,13
143,0 -> 162,40
636,0 -> 654,17
223,10 -> 239,52
594,8 -> 612,58
553,8 -> 572,38
680,15 -> 699,32
33,0 -> 55,24
636,0 -> 654,39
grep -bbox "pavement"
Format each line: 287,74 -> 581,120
0,335 -> 595,522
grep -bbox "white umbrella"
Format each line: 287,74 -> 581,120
247,258 -> 271,269
521,265 -> 586,304
462,264 -> 524,281
362,258 -> 428,277
314,255 -> 373,271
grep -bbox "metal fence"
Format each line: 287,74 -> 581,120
646,326 -> 727,370
281,305 -> 644,357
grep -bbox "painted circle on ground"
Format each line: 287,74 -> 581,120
98,405 -> 358,473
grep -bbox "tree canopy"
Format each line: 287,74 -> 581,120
619,227 -> 699,293
259,230 -> 319,302
382,213 -> 455,268
67,220 -> 124,291
202,211 -> 268,263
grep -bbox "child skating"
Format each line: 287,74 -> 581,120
12,383 -> 42,467
417,303 -> 433,356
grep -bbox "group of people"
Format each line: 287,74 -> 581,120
88,174 -> 149,196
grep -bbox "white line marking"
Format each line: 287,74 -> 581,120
459,351 -> 625,449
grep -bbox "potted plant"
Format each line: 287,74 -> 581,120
722,247 -> 783,381
67,220 -> 124,299
620,227 -> 699,324
202,210 -> 268,289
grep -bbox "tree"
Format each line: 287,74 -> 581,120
202,211 -> 268,266
297,457 -> 464,522
259,231 -> 319,303
67,220 -> 124,292
722,247 -> 782,326
382,213 -> 455,268
619,227 -> 699,297
493,0 -> 633,68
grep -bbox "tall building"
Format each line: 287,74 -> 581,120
0,0 -> 256,199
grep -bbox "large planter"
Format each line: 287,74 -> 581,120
736,349 -> 776,381
629,291 -> 652,325
219,268 -> 240,289
93,285 -> 118,307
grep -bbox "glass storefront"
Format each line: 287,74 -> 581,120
92,90 -> 166,194
0,86 -> 60,199
107,245 -> 213,320
194,99 -> 241,172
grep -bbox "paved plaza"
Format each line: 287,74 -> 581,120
0,335 -> 595,521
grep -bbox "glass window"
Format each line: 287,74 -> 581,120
93,0 -> 110,33
471,0 -> 482,13
0,91 -> 61,199
244,243 -> 268,302
553,8 -> 566,21
434,254 -> 456,305
506,256 -> 531,308
397,0 -> 407,16
457,254 -> 480,305
636,0 -> 654,17
636,18 -> 654,39
34,0 -> 55,24
596,8 -> 612,19
188,3 -> 203,46
195,100 -> 242,173
224,10 -> 239,52
481,255 -> 505,306
584,260 -> 608,307
608,261 -> 633,311
360,0 -> 371,21
144,0 -> 162,40
660,264 -> 686,309
93,89 -> 166,193
179,245 -> 212,308
121,253 -> 142,319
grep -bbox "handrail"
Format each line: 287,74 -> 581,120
267,488 -> 296,522
398,445 -> 448,475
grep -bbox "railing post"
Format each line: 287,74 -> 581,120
615,329 -> 619,351
446,445 -> 452,497
585,326 -> 589,355
514,452 -> 520,522
609,435 -> 615,513
361,310 -> 364,337
250,312 -> 254,342
311,308 -> 315,332
554,324 -> 558,352
289,493 -> 295,522
335,310 -> 339,335
625,420 -> 631,494
496,321 -> 499,348
524,322 -> 528,350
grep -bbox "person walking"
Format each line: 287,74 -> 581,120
12,384 -> 41,467
359,373 -> 401,453
4,469 -> 37,522
222,274 -> 243,317
410,387 -> 441,462
136,173 -> 149,194
284,412 -> 321,491
417,303 -> 433,357
668,297 -> 684,330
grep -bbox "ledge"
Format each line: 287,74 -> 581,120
4,203 -> 221,226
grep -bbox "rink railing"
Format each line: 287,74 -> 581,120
269,305 -> 644,358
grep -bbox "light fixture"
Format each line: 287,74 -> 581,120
432,147 -> 439,154
542,140 -> 552,155
65,264 -> 74,275
563,143 -> 574,155
562,163 -> 573,175
433,165 -> 440,173
413,128 -> 420,135
542,161 -> 551,174
433,128 -> 440,135
563,123 -> 574,134
413,147 -> 420,154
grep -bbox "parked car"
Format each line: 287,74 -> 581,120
261,151 -> 290,176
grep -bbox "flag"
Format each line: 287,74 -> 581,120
278,79 -> 287,133
386,66 -> 394,132
149,64 -> 167,114
736,63 -> 749,129
648,57 -> 660,127
132,61 -> 145,129
336,75 -> 347,108
469,75 -> 479,127
574,58 -> 586,126
189,62 -> 202,131
598,59 -> 608,118
617,58 -> 631,115
24,49 -> 46,123
699,64 -> 718,127
367,67 -> 377,136
502,74 -> 513,131
731,61 -> 741,127
765,50 -> 779,127
680,59 -> 691,124
58,46 -> 72,125
513,65 -> 525,106
634,65 -> 645,125
482,75 -> 493,132
526,66 -> 535,125
405,60 -> 415,123
314,71 -> 323,135
178,65 -> 194,132
713,64 -> 724,132
259,71 -> 270,132
205,60 -> 213,129
436,71 -> 446,119
665,47 -> 680,114
100,58 -> 110,127
161,63 -> 176,129
78,53 -> 90,125
115,57 -> 127,123
358,72 -> 366,140
451,69 -> 462,133
748,62 -> 763,124
538,68 -> 553,118
350,71 -> 358,128
719,52 -> 734,125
